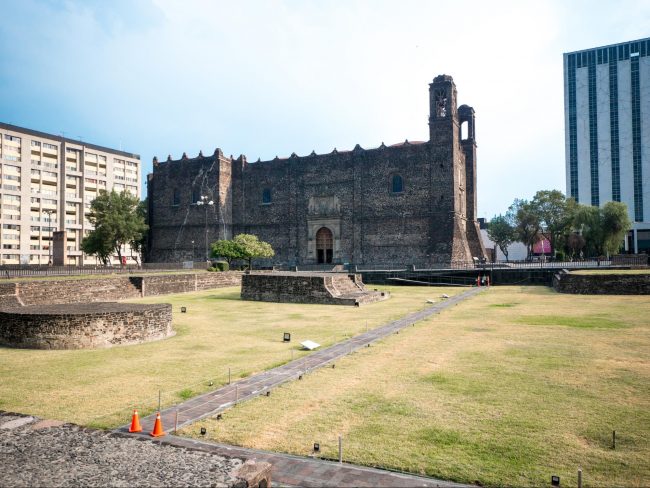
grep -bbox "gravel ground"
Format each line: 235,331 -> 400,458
0,412 -> 244,487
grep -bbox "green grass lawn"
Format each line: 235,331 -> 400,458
571,269 -> 650,275
181,286 -> 650,488
0,284 -> 456,428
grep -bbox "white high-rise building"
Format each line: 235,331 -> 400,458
563,37 -> 650,253
0,123 -> 141,265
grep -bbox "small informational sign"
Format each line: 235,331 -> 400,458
301,340 -> 320,350
551,475 -> 560,486
182,261 -> 194,269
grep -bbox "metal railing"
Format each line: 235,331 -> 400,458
0,262 -> 205,279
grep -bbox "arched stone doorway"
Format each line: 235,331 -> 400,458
316,227 -> 333,264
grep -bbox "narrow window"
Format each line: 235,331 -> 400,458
172,188 -> 180,206
192,189 -> 200,204
391,175 -> 403,193
262,188 -> 272,204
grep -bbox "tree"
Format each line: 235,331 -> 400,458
487,214 -> 516,261
573,204 -> 604,256
128,199 -> 148,266
531,190 -> 576,257
572,201 -> 630,257
233,234 -> 274,270
82,190 -> 148,266
508,199 -> 542,260
80,226 -> 113,266
566,233 -> 586,259
601,201 -> 632,256
210,239 -> 245,265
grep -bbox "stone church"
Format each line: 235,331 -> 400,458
146,75 -> 487,267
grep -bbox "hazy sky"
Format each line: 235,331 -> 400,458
1,0 -> 649,219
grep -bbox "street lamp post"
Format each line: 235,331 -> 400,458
43,209 -> 56,266
196,195 -> 214,261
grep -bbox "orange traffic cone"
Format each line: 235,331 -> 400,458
150,412 -> 166,437
129,409 -> 142,433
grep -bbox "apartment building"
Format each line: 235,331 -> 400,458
0,122 -> 140,265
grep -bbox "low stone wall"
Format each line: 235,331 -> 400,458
195,272 -> 243,291
15,277 -> 142,306
1,272 -> 243,307
553,270 -> 650,295
241,272 -> 389,306
0,302 -> 173,349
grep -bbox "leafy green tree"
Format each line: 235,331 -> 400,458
80,225 -> 113,266
508,199 -> 542,260
487,214 -> 516,261
573,204 -> 604,256
210,239 -> 245,265
129,199 -> 148,266
82,190 -> 148,266
601,201 -> 632,256
572,202 -> 632,257
233,234 -> 274,270
531,190 -> 576,257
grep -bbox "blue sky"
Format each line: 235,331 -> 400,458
1,0 -> 649,219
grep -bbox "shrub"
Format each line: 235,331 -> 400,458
215,261 -> 229,272
555,251 -> 565,262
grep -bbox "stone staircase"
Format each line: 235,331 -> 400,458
327,274 -> 389,305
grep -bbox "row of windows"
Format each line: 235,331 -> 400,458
569,38 -> 650,68
609,56 -> 621,202
587,59 -> 599,207
631,55 -> 644,222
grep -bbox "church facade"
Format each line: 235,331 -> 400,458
146,75 -> 487,267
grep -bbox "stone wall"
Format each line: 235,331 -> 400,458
147,75 -> 487,267
553,271 -> 650,294
0,303 -> 173,349
241,272 -> 389,306
0,272 -> 243,307
15,277 -> 142,306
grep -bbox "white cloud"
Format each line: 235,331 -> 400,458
1,0 -> 649,217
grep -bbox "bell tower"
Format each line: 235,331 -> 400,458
428,74 -> 459,143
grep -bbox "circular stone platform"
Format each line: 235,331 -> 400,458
0,302 -> 173,350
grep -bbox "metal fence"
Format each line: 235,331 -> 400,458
355,255 -> 648,272
0,262 -> 204,279
1,255 -> 646,280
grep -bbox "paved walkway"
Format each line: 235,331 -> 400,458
118,287 -> 482,435
124,433 -> 470,487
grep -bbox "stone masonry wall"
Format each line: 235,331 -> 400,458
241,272 -> 388,305
553,271 -> 650,294
0,303 -> 173,349
1,272 -> 243,307
15,278 -> 142,306
241,273 -> 334,304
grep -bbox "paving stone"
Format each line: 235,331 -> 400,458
0,416 -> 35,429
